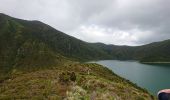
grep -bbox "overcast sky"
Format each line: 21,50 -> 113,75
0,0 -> 170,45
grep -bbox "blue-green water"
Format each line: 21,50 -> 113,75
93,60 -> 170,95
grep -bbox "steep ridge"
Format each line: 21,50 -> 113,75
0,13 -> 111,72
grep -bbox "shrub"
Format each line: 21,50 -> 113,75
70,72 -> 76,82
59,71 -> 76,84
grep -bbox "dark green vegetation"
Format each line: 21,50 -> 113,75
1,13 -> 170,72
90,40 -> 170,62
0,13 -> 111,72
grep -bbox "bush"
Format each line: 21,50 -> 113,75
70,72 -> 76,82
59,71 -> 76,84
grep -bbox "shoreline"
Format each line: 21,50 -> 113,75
141,62 -> 170,64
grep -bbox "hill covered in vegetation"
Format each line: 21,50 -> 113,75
1,13 -> 170,72
91,39 -> 170,62
0,13 -> 168,99
0,13 -> 112,72
0,63 -> 154,99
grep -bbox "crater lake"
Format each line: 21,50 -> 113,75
92,60 -> 170,95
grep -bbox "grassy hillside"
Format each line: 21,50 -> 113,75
0,13 -> 111,61
91,40 -> 170,62
0,15 -> 69,75
0,13 -> 112,72
1,13 -> 170,73
0,63 -> 155,100
137,40 -> 170,62
0,13 -> 168,99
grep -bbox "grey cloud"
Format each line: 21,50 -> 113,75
89,0 -> 170,30
0,0 -> 170,45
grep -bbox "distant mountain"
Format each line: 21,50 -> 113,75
0,13 -> 170,72
95,40 -> 170,62
136,40 -> 170,62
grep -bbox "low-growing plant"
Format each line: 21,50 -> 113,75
59,71 -> 77,84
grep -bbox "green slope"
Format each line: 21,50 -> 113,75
0,13 -> 112,72
90,40 -> 170,62
0,14 -> 70,73
1,13 -> 170,72
0,13 -> 159,99
0,63 -> 155,100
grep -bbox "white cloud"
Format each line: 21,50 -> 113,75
70,25 -> 153,45
0,0 -> 170,45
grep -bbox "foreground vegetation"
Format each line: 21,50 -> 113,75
0,63 -> 155,100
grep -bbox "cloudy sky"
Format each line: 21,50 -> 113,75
0,0 -> 170,45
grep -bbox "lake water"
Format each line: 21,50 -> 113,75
92,60 -> 170,95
